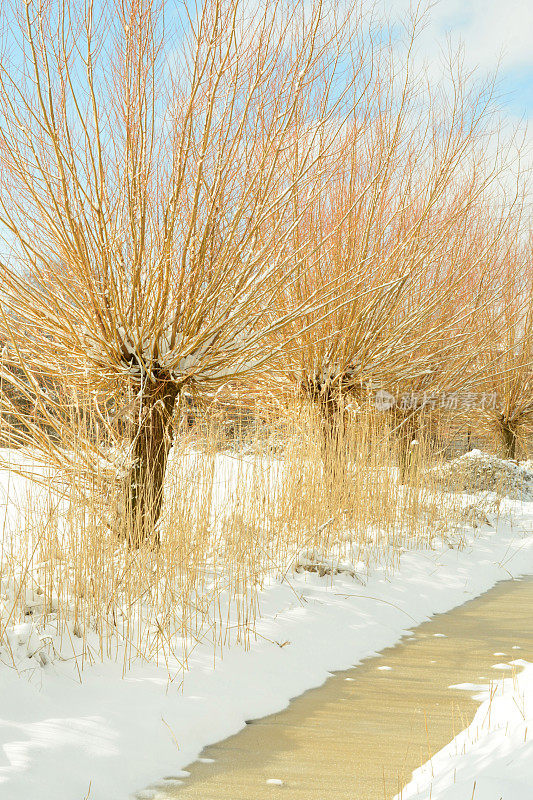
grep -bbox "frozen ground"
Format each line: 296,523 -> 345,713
0,458 -> 533,799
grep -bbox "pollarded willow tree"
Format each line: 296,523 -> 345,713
473,238 -> 533,459
251,31 -> 509,478
382,196 -> 522,478
0,0 -> 365,544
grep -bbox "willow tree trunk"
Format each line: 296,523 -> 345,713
395,411 -> 420,484
318,390 -> 347,491
500,418 -> 518,460
125,380 -> 179,547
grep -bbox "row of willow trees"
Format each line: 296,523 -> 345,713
0,0 -> 531,544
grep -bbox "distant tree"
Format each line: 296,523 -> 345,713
474,240 -> 533,460
248,30 -> 509,481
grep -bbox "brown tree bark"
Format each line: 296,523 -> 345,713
318,389 -> 348,491
301,376 -> 348,491
125,380 -> 179,547
394,411 -> 420,484
500,417 -> 518,460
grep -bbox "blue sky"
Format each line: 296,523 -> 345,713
2,0 -> 532,120
499,68 -> 533,120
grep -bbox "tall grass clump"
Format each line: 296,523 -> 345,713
0,404 -> 471,674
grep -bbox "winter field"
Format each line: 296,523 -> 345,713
1,427 -> 533,800
0,0 -> 532,798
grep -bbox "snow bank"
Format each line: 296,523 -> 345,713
430,450 -> 533,501
398,661 -> 533,800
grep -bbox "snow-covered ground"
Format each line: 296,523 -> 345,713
0,486 -> 532,799
1,446 -> 533,800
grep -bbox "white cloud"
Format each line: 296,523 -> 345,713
384,0 -> 533,72
432,0 -> 533,71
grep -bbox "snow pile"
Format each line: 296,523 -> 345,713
0,570 -> 103,679
430,450 -> 533,501
293,547 -> 366,581
398,661 -> 533,800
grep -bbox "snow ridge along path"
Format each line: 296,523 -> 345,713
1,500 -> 533,800
397,660 -> 533,800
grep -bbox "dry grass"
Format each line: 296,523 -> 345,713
0,404 -> 475,678
0,0 -> 530,689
